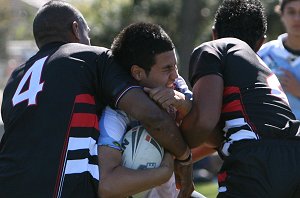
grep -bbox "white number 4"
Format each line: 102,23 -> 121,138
12,56 -> 47,106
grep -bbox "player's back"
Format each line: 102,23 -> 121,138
0,42 -> 109,198
190,38 -> 300,157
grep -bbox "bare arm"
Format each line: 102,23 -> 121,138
98,146 -> 174,198
118,88 -> 190,160
180,75 -> 223,148
191,129 -> 222,162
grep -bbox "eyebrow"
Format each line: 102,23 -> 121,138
162,64 -> 176,70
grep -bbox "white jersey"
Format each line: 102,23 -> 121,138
258,33 -> 300,119
98,76 -> 192,198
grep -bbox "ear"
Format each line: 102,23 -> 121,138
71,21 -> 80,41
254,36 -> 266,53
212,26 -> 218,40
131,65 -> 145,81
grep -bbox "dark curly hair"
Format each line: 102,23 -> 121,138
214,0 -> 267,50
111,22 -> 175,74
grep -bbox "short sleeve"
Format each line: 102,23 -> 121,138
98,106 -> 130,151
98,50 -> 141,108
189,42 -> 224,87
174,75 -> 192,100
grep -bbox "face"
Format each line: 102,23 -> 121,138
281,1 -> 300,36
138,50 -> 179,88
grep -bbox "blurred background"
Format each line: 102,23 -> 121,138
0,0 -> 286,196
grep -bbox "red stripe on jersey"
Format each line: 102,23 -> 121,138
222,86 -> 257,132
223,86 -> 240,97
75,94 -> 95,105
70,113 -> 99,130
218,171 -> 227,183
222,100 -> 243,113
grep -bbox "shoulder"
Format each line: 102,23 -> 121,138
258,33 -> 288,56
193,38 -> 249,55
258,40 -> 279,56
59,43 -> 111,57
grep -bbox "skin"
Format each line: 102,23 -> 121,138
279,0 -> 300,98
71,20 -> 91,45
146,31 -> 265,162
281,1 -> 300,43
64,14 -> 191,198
99,50 -> 193,198
74,19 -> 190,164
34,5 -> 191,198
70,20 -> 188,164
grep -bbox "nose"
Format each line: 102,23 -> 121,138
170,69 -> 179,81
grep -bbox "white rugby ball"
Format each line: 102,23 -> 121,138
122,125 -> 164,170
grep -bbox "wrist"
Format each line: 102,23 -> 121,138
176,147 -> 191,161
175,97 -> 192,119
175,151 -> 193,166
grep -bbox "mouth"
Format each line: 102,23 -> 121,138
166,83 -> 175,89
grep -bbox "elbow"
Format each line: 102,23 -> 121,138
98,184 -> 109,198
98,183 -> 118,198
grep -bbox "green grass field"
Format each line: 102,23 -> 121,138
195,181 -> 218,198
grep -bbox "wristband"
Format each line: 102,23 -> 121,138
175,152 -> 193,166
177,147 -> 190,161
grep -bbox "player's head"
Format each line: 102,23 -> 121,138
213,0 -> 267,52
275,0 -> 300,37
111,22 -> 178,88
33,0 -> 90,49
276,0 -> 300,13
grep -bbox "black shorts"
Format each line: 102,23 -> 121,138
217,138 -> 300,198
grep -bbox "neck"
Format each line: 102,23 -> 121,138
284,34 -> 300,50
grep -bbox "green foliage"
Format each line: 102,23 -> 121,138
0,0 -> 285,74
78,0 -> 132,47
0,0 -> 11,59
79,0 -> 182,48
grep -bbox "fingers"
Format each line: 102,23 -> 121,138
144,87 -> 177,109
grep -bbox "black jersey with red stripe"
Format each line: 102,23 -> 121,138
0,42 -> 138,198
189,38 -> 299,156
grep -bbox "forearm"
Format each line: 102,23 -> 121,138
99,166 -> 170,198
98,146 -> 174,198
181,75 -> 223,148
180,108 -> 212,148
118,88 -> 189,159
192,145 -> 217,162
175,98 -> 192,122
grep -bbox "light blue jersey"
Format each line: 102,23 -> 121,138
258,33 -> 300,119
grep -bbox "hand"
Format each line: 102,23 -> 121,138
174,160 -> 194,198
279,69 -> 300,98
144,87 -> 192,120
144,86 -> 180,109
